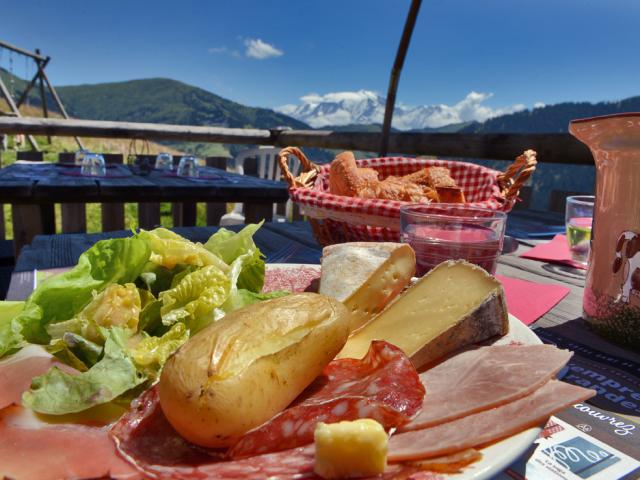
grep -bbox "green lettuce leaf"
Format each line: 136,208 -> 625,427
22,327 -> 147,414
46,283 -> 141,345
3,236 -> 150,356
129,322 -> 189,380
46,333 -> 103,372
222,289 -> 289,313
160,265 -> 230,333
0,301 -> 26,357
204,222 -> 265,292
140,228 -> 229,272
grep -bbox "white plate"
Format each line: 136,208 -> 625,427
266,263 -> 543,480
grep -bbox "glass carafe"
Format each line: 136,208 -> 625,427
570,113 -> 640,350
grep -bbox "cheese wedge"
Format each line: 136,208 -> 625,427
337,260 -> 508,369
319,242 -> 416,332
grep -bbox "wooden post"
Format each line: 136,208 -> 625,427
35,53 -> 51,144
172,203 -> 197,227
205,156 -> 230,225
39,67 -> 84,150
14,56 -> 50,109
61,204 -> 87,233
138,203 -> 161,229
244,203 -> 273,224
0,74 -> 39,151
380,0 -> 422,157
11,204 -> 55,256
101,153 -> 126,231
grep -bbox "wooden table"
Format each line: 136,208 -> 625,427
6,218 -> 640,475
0,162 -> 289,253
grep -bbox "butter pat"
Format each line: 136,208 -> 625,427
314,419 -> 388,479
319,242 -> 415,332
338,260 -> 509,369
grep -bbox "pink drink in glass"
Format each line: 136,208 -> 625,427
400,205 -> 506,276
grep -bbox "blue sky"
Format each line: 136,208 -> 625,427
1,0 -> 639,115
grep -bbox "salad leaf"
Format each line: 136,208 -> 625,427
0,301 -> 26,356
129,322 -> 189,380
46,283 -> 141,345
46,333 -> 103,372
222,289 -> 289,313
136,262 -> 176,296
160,265 -> 230,333
4,236 -> 150,355
204,223 -> 265,292
139,299 -> 163,334
218,236 -> 284,313
22,327 -> 147,415
140,228 -> 229,272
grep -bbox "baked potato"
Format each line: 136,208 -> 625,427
159,292 -> 350,448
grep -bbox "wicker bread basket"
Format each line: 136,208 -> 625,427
278,147 -> 537,246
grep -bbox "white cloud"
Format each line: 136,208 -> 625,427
534,102 -> 546,109
208,46 -> 228,54
244,38 -> 283,59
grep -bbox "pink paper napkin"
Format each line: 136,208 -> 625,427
520,234 -> 587,270
495,275 -> 571,325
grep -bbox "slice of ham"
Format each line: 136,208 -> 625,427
229,341 -> 424,458
388,380 -> 595,462
401,344 -> 572,432
0,405 -> 140,480
0,345 -> 75,409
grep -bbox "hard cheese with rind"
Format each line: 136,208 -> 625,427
337,260 -> 508,369
314,419 -> 388,479
319,242 -> 415,332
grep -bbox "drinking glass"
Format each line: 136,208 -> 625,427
74,149 -> 91,166
177,155 -> 199,177
80,153 -> 106,176
400,204 -> 507,276
565,195 -> 594,266
155,152 -> 174,171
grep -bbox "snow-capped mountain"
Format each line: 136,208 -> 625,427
277,90 -> 526,130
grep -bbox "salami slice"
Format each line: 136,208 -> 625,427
229,340 -> 424,458
110,387 -> 317,479
111,341 -> 424,476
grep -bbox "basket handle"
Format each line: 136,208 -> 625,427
278,147 -> 321,188
497,149 -> 537,202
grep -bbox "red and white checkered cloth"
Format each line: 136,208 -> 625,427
289,157 -> 513,243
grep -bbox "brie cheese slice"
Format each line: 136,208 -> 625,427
319,242 -> 415,332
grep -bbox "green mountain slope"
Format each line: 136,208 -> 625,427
0,70 -> 310,157
55,78 -> 309,129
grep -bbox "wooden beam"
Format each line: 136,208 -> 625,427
0,77 -> 39,150
38,68 -> 84,149
0,40 -> 47,62
380,0 -> 422,157
34,54 -> 51,143
0,116 -> 271,144
276,130 -> 594,165
0,116 -> 595,164
14,59 -> 48,108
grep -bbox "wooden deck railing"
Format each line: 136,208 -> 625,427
0,116 -> 595,164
